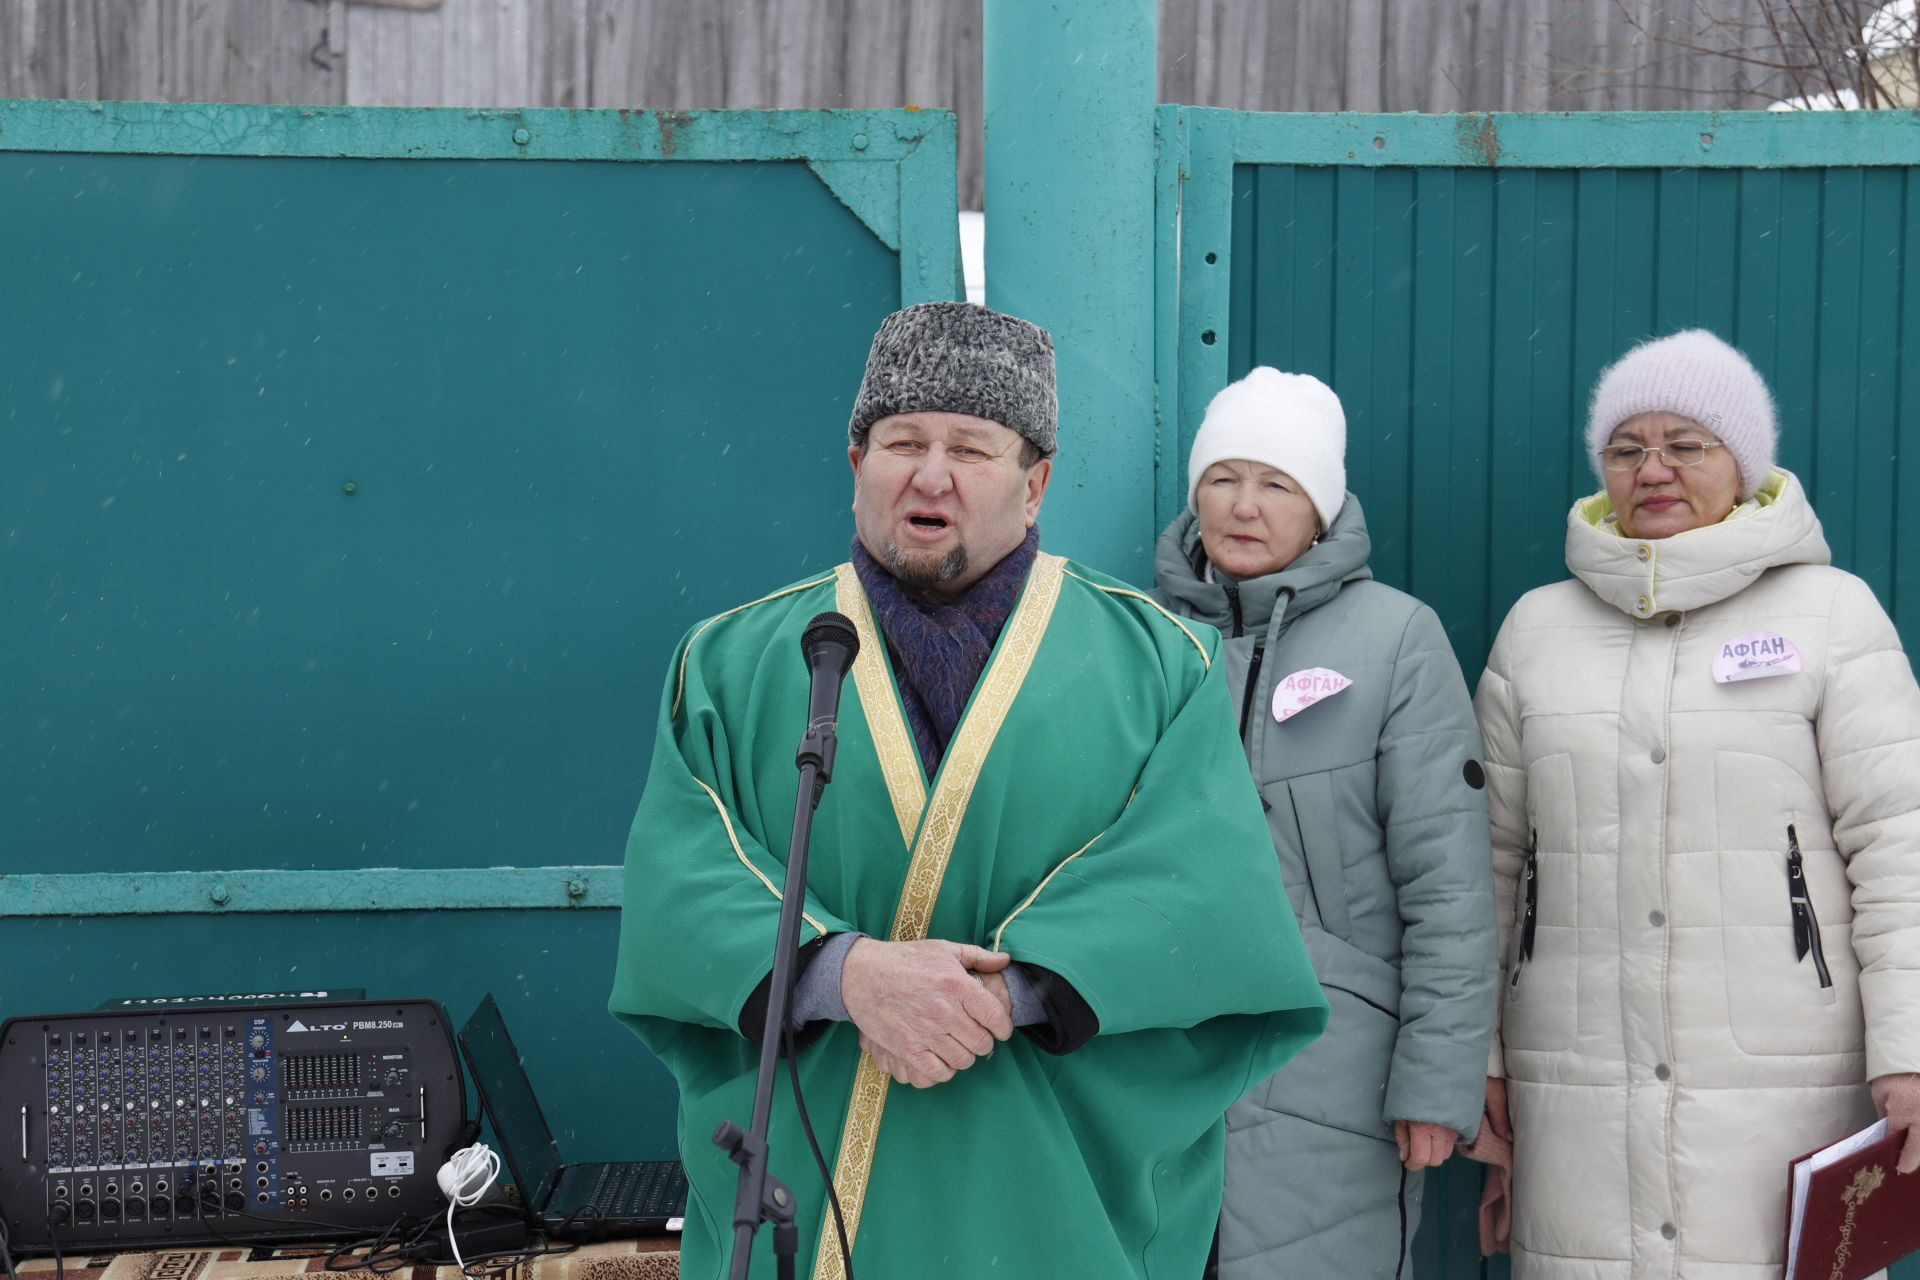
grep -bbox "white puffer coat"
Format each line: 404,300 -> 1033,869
1475,471 -> 1920,1279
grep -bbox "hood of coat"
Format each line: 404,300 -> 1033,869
1565,469 -> 1831,619
1154,489 -> 1373,634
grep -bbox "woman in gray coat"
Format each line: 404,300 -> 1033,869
1156,368 -> 1499,1279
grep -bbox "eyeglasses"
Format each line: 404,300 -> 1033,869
1599,439 -> 1725,471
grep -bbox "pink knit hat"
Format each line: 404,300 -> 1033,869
1585,330 -> 1778,499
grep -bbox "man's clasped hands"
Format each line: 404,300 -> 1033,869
840,938 -> 1015,1089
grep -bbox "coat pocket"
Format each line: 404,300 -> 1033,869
1718,815 -> 1863,1058
1251,981 -> 1398,1141
1712,752 -> 1858,1059
1720,790 -> 1866,1059
1501,756 -> 1577,1055
1287,772 -> 1352,941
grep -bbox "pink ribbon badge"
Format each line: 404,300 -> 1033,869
1272,667 -> 1353,723
1712,631 -> 1801,684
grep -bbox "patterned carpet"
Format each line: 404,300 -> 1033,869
13,1239 -> 679,1280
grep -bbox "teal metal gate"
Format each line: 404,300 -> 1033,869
0,99 -> 957,1162
1159,105 -> 1920,1278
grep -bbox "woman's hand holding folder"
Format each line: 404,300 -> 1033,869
1870,1073 -> 1920,1174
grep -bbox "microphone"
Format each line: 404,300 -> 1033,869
797,612 -> 859,780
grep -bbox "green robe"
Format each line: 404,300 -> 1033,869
609,551 -> 1327,1280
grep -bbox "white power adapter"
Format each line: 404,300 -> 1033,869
436,1142 -> 502,1270
438,1144 -> 497,1200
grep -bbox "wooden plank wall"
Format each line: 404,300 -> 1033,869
1,0 -> 1809,206
0,0 -> 341,106
1160,0 -> 1800,114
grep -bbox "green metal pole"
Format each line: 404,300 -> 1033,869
983,0 -> 1158,583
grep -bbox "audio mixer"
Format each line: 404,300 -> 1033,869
0,1000 -> 465,1252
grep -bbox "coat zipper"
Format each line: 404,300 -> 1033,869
1224,583 -> 1263,745
1394,1166 -> 1409,1280
1786,824 -> 1833,989
1237,644 -> 1266,742
1511,829 -> 1539,988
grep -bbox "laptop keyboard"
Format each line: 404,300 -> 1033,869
584,1163 -> 687,1218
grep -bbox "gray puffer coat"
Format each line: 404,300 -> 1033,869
1155,495 -> 1498,1280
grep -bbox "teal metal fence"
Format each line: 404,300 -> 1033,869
0,98 -> 958,1162
1158,104 -> 1920,1279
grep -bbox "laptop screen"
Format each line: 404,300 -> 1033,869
458,994 -> 564,1208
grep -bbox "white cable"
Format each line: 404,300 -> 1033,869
437,1142 -> 501,1274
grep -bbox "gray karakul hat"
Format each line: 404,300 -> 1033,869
847,301 -> 1058,457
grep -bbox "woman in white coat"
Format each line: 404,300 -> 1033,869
1473,330 -> 1920,1279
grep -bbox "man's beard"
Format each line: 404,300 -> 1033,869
878,537 -> 969,592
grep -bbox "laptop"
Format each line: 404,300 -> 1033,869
458,993 -> 687,1239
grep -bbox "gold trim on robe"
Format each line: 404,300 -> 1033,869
990,831 -> 1107,953
835,563 -> 928,853
691,776 -> 826,937
673,573 -> 838,718
991,788 -> 1134,951
1061,568 -> 1212,668
810,552 -> 1067,1280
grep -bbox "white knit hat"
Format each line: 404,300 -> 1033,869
1586,329 -> 1778,499
1186,368 -> 1347,529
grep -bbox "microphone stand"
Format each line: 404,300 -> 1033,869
712,709 -> 841,1280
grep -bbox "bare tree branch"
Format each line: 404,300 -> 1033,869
1785,0 -> 1855,104
1756,0 -> 1819,101
1548,74 -> 1815,99
1558,0 -> 1912,110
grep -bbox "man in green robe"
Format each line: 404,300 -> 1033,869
609,302 -> 1327,1280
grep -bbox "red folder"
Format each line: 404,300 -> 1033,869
1783,1119 -> 1920,1280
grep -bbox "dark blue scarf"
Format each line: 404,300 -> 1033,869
851,526 -> 1040,779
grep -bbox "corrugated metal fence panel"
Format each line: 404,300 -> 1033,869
0,100 -> 957,1162
1220,158 -> 1920,678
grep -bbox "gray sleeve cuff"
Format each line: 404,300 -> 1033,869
789,931 -> 866,1028
1001,962 -> 1047,1027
